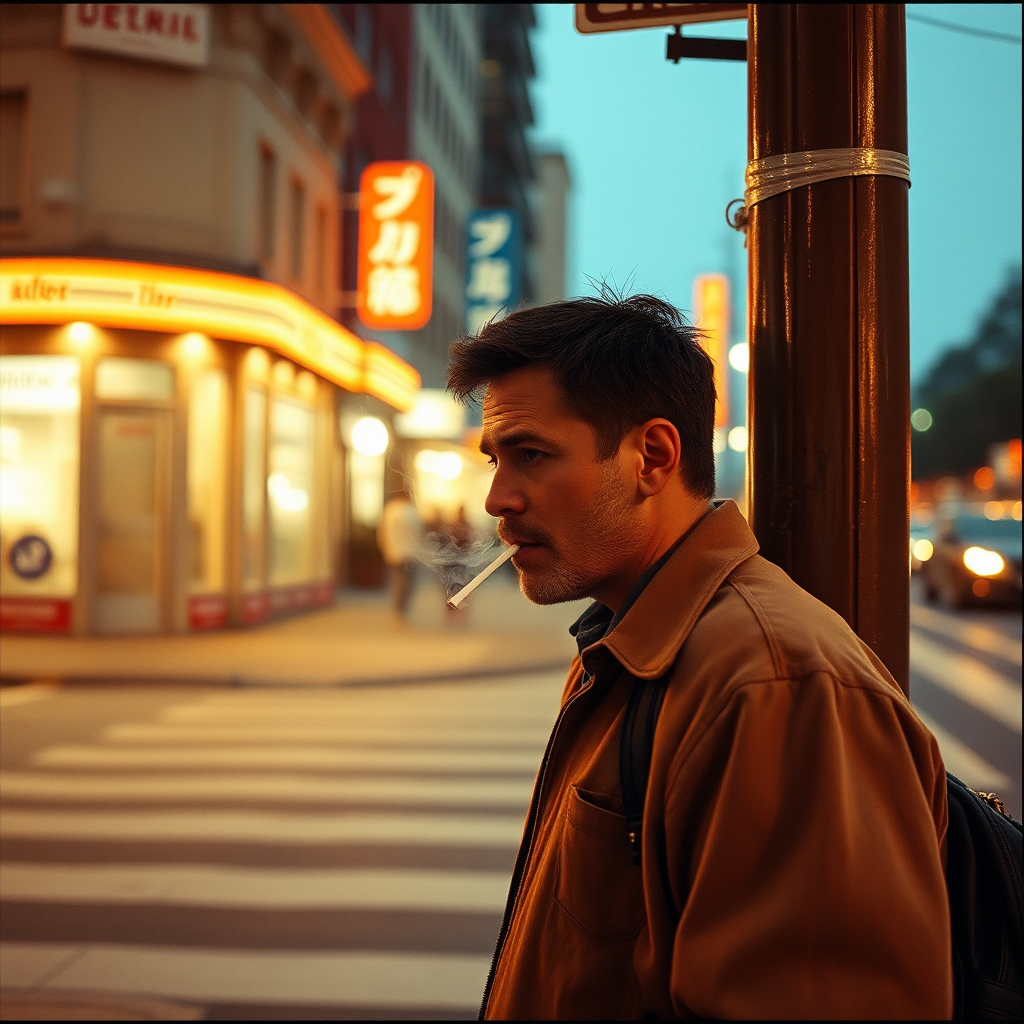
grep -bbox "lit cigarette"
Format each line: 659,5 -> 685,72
447,545 -> 520,608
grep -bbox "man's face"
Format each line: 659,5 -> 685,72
480,366 -> 641,605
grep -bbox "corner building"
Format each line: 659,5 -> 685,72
0,4 -> 419,636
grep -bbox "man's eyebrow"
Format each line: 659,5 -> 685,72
479,429 -> 552,454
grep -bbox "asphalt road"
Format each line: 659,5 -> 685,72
907,576 -> 1022,819
0,596 -> 1019,1018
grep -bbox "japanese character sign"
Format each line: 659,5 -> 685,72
693,274 -> 730,428
357,162 -> 434,331
465,209 -> 522,336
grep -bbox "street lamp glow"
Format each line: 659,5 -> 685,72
728,342 -> 749,373
911,408 -> 933,432
727,425 -> 748,452
912,538 -> 934,562
351,416 -> 389,457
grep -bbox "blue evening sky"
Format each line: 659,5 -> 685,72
529,4 -> 1022,382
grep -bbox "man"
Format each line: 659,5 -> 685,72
377,488 -> 423,622
446,295 -> 952,1019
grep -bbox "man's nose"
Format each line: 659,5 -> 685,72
485,467 -> 527,519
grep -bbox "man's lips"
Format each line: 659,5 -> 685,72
509,541 -> 547,568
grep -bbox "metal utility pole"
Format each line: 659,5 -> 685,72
746,5 -> 912,692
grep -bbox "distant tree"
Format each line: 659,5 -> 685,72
912,266 -> 1022,480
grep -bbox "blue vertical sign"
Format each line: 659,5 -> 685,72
465,208 -> 522,336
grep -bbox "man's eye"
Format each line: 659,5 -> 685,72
522,448 -> 544,463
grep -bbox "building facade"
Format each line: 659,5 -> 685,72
479,3 -> 537,306
533,151 -> 571,304
335,4 -> 482,389
0,4 -> 419,635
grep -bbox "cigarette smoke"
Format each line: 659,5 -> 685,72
420,531 -> 508,597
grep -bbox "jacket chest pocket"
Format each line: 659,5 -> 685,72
554,785 -> 645,939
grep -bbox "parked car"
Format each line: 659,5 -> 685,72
920,513 -> 1023,608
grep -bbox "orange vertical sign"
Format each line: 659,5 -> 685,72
693,274 -> 730,428
357,161 -> 434,331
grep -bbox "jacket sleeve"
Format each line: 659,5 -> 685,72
662,672 -> 952,1020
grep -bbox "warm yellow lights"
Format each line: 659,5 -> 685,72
974,466 -> 996,491
0,257 -> 420,410
66,321 -> 95,346
364,342 -> 420,413
267,471 -> 309,512
179,332 -> 210,359
912,538 -> 934,563
273,361 -> 295,388
727,425 -> 748,452
415,448 -> 463,481
296,370 -> 317,399
244,347 -> 270,380
962,546 -> 1005,578
728,342 -> 749,373
1014,501 -> 1022,521
984,500 -> 1005,521
350,416 -> 389,457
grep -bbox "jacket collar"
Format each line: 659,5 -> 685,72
583,499 -> 759,679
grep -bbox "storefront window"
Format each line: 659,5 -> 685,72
96,357 -> 174,401
242,387 -> 267,590
188,369 -> 228,593
268,396 -> 314,586
0,355 -> 80,597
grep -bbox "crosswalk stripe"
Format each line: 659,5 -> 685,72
0,771 -> 534,808
910,631 -> 1022,733
915,712 -> 1013,794
159,704 -> 558,725
103,723 -> 551,746
33,744 -> 544,773
0,808 -> 526,847
0,863 -> 511,912
911,605 -> 1022,666
0,683 -> 58,709
0,942 -> 491,1010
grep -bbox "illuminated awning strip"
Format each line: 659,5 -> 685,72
364,342 -> 422,413
0,258 -> 420,410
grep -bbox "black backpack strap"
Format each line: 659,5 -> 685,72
619,673 -> 668,865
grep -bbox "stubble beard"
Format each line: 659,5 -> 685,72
516,461 -> 639,606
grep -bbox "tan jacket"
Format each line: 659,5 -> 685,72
483,500 -> 952,1020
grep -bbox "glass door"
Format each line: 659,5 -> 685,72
94,409 -> 170,633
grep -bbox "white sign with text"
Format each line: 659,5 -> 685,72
62,4 -> 210,69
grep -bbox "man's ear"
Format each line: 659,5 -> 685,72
634,419 -> 682,496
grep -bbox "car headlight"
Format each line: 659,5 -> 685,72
912,538 -> 934,562
962,546 -> 1005,577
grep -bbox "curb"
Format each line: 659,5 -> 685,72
0,660 -> 573,691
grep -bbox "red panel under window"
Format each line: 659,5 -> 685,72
0,598 -> 72,633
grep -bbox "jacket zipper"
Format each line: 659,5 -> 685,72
477,672 -> 595,1018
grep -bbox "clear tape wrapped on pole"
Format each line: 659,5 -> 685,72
726,147 -> 911,231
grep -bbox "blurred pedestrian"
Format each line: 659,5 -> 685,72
377,489 -> 423,624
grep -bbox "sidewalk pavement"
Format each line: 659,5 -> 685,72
0,574 -> 588,688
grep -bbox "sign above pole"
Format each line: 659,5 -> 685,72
574,4 -> 747,35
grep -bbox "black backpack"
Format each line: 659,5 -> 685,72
620,675 -> 1023,1021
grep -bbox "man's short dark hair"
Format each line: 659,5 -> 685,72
446,294 -> 717,499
